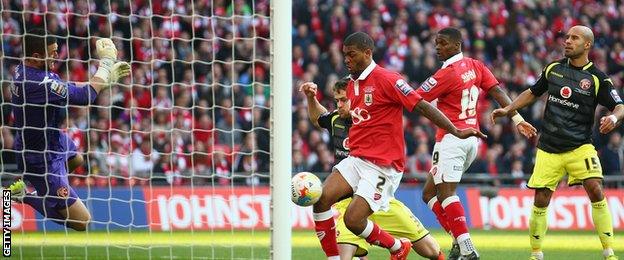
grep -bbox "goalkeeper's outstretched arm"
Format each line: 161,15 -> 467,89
90,38 -> 130,94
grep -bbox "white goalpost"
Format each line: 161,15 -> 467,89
270,0 -> 292,259
1,0 -> 293,259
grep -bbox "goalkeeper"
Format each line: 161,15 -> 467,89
7,28 -> 130,231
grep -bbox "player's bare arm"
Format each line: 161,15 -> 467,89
413,100 -> 486,139
491,88 -> 539,123
488,86 -> 537,138
299,82 -> 328,128
599,104 -> 624,134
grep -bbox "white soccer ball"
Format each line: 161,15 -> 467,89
291,172 -> 323,207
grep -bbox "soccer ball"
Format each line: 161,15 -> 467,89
291,172 -> 323,207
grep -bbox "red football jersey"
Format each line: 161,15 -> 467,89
347,62 -> 422,172
416,54 -> 498,141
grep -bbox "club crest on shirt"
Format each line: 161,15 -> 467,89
364,85 -> 374,106
395,79 -> 414,96
579,78 -> 591,90
419,77 -> 437,92
57,186 -> 69,198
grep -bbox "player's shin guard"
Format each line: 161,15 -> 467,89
313,210 -> 339,258
591,199 -> 614,251
529,205 -> 548,252
427,197 -> 452,235
359,219 -> 401,251
442,196 -> 474,255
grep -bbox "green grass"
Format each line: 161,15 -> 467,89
10,229 -> 624,259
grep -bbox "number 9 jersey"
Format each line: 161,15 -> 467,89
416,53 -> 499,142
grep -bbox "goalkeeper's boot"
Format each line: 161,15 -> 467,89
529,251 -> 544,260
605,255 -> 618,260
7,179 -> 34,203
8,179 -> 26,202
461,251 -> 480,260
447,243 -> 460,260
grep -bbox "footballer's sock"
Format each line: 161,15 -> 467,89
358,219 -> 401,252
442,196 -> 475,255
591,199 -> 615,251
529,205 -> 548,253
427,197 -> 452,236
313,210 -> 339,258
23,196 -> 65,225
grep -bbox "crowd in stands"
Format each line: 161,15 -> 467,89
0,0 -> 622,187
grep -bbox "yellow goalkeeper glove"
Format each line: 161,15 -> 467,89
96,38 -> 117,60
110,62 -> 131,84
94,38 -> 118,83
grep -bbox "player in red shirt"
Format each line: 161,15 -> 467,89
417,27 -> 536,260
311,31 -> 486,260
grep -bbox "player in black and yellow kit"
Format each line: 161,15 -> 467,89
300,79 -> 444,259
492,25 -> 624,260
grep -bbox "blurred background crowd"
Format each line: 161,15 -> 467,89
0,0 -> 623,188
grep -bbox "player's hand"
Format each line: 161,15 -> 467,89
599,115 -> 618,134
516,121 -> 537,138
298,82 -> 318,99
490,108 -> 510,124
96,38 -> 117,60
110,62 -> 131,84
455,128 -> 487,139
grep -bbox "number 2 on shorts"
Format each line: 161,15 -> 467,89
376,176 -> 386,191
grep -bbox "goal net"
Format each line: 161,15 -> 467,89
1,0 -> 293,259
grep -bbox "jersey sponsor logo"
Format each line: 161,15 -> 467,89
419,77 -> 437,92
611,89 -> 623,103
350,107 -> 371,125
579,78 -> 591,90
461,69 -> 476,83
395,79 -> 413,96
549,95 -> 580,109
560,86 -> 572,99
342,137 -> 350,151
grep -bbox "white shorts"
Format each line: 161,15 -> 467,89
333,156 -> 402,212
430,134 -> 478,184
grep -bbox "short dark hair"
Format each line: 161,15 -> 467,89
332,78 -> 349,92
343,32 -> 374,51
438,27 -> 462,44
24,28 -> 56,57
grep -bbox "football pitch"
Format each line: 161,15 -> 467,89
11,229 -> 624,259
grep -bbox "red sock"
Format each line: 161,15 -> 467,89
361,220 -> 397,249
314,212 -> 339,257
428,198 -> 452,234
442,196 -> 469,238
